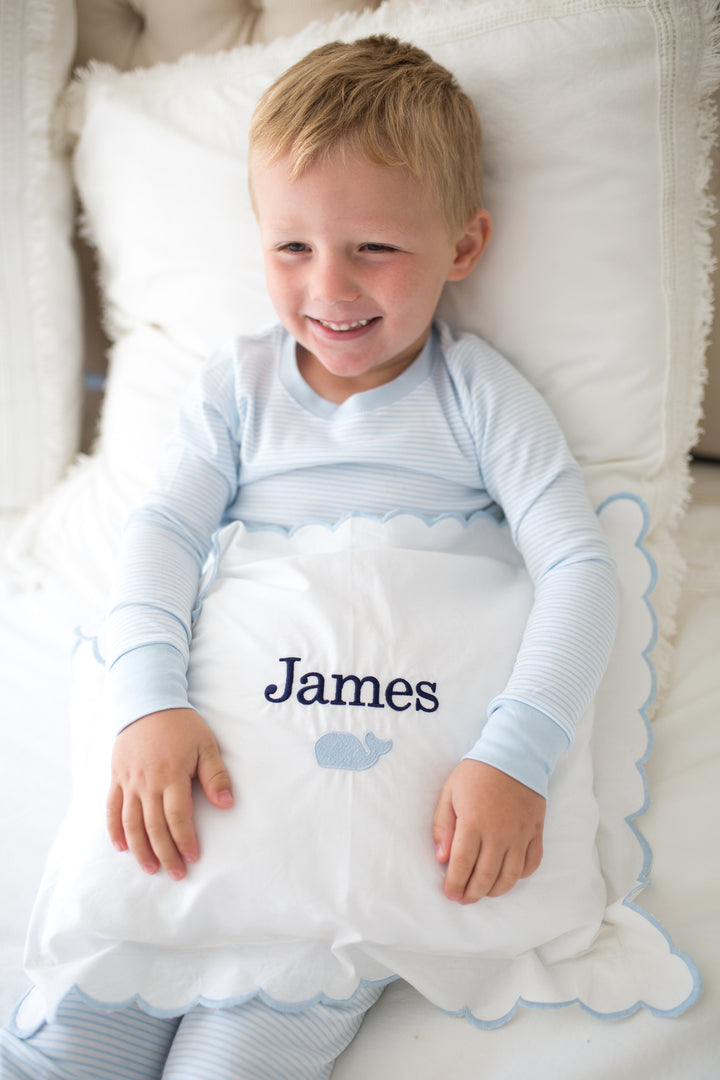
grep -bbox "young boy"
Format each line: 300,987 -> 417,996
2,35 -> 618,1080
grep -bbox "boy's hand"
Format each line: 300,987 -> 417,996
432,760 -> 545,904
106,707 -> 234,881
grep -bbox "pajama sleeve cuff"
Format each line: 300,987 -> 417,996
107,643 -> 190,735
462,700 -> 571,798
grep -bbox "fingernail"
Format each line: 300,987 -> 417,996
141,863 -> 157,875
218,790 -> 233,806
169,869 -> 184,882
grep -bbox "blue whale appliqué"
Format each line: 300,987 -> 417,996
314,731 -> 393,771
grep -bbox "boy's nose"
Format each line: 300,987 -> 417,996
309,255 -> 359,304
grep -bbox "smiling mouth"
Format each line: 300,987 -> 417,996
312,317 -> 378,332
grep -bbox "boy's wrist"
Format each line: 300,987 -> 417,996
462,700 -> 570,798
107,643 -> 189,735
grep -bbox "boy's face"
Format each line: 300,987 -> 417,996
252,147 -> 490,402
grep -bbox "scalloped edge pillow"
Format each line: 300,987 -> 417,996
5,0 -> 719,704
20,503 -> 701,1027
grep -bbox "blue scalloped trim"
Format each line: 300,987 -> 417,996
27,976 -> 399,1027
239,505 -> 507,537
598,492 -> 658,893
191,506 -> 507,624
449,492 -> 703,1028
72,626 -> 104,666
52,494 -> 701,1028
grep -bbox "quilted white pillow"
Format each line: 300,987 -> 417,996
22,506 -> 699,1025
9,0 -> 718,693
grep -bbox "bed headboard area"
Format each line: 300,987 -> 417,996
703,97 -> 720,461
75,0 -> 720,463
74,0 -> 381,68
1,0 -> 718,529
0,0 -> 381,513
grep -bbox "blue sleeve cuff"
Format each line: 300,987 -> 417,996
462,701 -> 570,798
107,643 -> 189,734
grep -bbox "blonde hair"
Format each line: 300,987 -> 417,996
248,35 -> 484,235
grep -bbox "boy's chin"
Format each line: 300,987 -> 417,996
296,346 -> 406,401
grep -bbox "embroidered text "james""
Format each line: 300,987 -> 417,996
264,656 -> 439,712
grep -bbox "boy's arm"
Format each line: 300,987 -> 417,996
104,353 -> 241,877
432,488 -> 616,904
434,342 -> 620,902
468,356 -> 620,780
104,355 -> 241,732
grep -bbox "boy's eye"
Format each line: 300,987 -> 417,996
279,242 -> 309,253
361,243 -> 394,253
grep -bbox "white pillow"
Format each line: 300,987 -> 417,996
9,0 -> 718,692
22,503 -> 699,1025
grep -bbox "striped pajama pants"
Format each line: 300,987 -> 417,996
0,985 -> 384,1079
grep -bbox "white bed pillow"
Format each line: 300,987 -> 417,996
22,505 -> 699,1026
7,0 -> 718,691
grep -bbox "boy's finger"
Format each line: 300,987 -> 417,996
444,820 -> 481,901
197,744 -> 234,808
143,793 -> 188,880
431,786 -> 456,864
458,840 -> 504,903
163,780 -> 199,866
121,794 -> 159,875
521,834 -> 543,879
486,848 -> 525,898
106,782 -> 127,852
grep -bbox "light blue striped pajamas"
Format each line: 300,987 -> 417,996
106,320 -> 618,795
2,320 -> 618,1076
1,985 -> 384,1079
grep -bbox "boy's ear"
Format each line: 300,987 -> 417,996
447,209 -> 492,281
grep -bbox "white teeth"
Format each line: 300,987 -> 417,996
317,318 -> 370,331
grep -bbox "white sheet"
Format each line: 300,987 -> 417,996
1,464 -> 719,1077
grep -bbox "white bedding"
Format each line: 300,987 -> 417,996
1,463 -> 719,1077
21,503 -> 695,1027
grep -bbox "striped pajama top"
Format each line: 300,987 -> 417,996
104,321 -> 619,797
